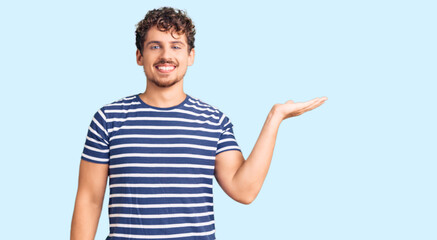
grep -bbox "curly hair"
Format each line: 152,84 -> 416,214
135,7 -> 196,55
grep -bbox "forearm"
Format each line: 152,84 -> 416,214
70,194 -> 104,240
232,107 -> 283,203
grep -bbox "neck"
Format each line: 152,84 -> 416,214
139,80 -> 186,108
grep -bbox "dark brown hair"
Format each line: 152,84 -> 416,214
135,7 -> 196,55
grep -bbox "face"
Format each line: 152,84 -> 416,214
136,26 -> 195,88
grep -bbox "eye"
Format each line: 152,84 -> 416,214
172,45 -> 181,49
150,45 -> 160,50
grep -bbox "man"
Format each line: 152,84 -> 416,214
71,7 -> 327,240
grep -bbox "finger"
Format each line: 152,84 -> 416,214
309,97 -> 327,106
301,98 -> 327,112
285,97 -> 322,106
284,97 -> 327,116
299,97 -> 321,109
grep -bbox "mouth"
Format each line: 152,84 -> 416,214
155,64 -> 176,73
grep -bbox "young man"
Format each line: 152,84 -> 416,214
71,7 -> 327,240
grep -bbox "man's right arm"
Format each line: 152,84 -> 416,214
71,159 -> 109,240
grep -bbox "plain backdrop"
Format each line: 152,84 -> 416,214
1,0 -> 436,239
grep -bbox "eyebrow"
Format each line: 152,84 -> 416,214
145,40 -> 186,47
171,41 -> 185,46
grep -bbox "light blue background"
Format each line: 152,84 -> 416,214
1,0 -> 436,239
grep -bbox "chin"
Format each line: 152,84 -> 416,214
150,78 -> 182,88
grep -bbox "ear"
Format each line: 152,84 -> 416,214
136,49 -> 143,66
188,48 -> 195,66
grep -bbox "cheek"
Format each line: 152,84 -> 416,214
180,57 -> 190,66
144,56 -> 154,64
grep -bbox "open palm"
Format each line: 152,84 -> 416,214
274,96 -> 328,120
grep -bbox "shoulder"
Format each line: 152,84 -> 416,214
185,95 -> 231,127
87,94 -> 140,123
186,94 -> 223,115
99,93 -> 141,113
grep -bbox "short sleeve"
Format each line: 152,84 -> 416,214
81,108 -> 110,164
216,114 -> 241,155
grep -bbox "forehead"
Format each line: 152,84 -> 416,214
145,26 -> 188,44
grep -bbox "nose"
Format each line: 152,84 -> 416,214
159,45 -> 173,59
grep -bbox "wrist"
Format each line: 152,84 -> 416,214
268,106 -> 285,125
270,105 -> 285,122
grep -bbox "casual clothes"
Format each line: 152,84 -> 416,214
81,93 -> 241,240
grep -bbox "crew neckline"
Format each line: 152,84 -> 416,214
136,93 -> 190,110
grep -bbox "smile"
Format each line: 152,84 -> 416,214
155,64 -> 176,73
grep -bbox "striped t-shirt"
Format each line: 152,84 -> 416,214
81,93 -> 241,240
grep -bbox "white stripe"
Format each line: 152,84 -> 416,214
218,114 -> 226,126
109,173 -> 214,179
110,183 -> 212,188
82,153 -> 108,162
108,125 -> 221,134
108,229 -> 215,239
188,96 -> 219,112
188,98 -> 210,108
110,143 -> 215,151
110,221 -> 213,230
86,136 -> 107,147
109,211 -> 213,219
110,163 -> 214,170
98,109 -> 107,121
88,126 -> 108,145
217,138 -> 237,145
184,104 -> 218,113
124,95 -> 137,100
109,202 -> 213,209
106,99 -> 123,105
84,145 -> 109,153
107,116 -> 219,126
105,108 -> 219,119
92,117 -> 108,137
110,220 -> 214,229
223,120 -> 231,128
110,134 -> 218,142
110,153 -> 215,160
110,193 -> 213,198
106,101 -> 141,106
223,131 -> 235,136
216,146 -> 241,154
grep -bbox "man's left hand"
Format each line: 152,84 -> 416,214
273,96 -> 328,121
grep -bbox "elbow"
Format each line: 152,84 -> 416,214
236,194 -> 257,205
232,185 -> 261,205
240,199 -> 254,205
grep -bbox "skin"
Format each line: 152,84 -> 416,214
215,97 -> 327,204
70,25 -> 327,239
71,159 -> 108,240
136,26 -> 195,108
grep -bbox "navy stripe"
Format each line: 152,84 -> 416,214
108,215 -> 214,227
109,205 -> 214,215
109,158 -> 215,166
109,166 -> 213,175
110,187 -> 213,195
109,177 -> 213,185
109,196 -> 214,205
109,224 -> 215,236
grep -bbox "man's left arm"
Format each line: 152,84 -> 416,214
214,96 -> 328,204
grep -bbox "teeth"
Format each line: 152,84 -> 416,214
157,66 -> 175,71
